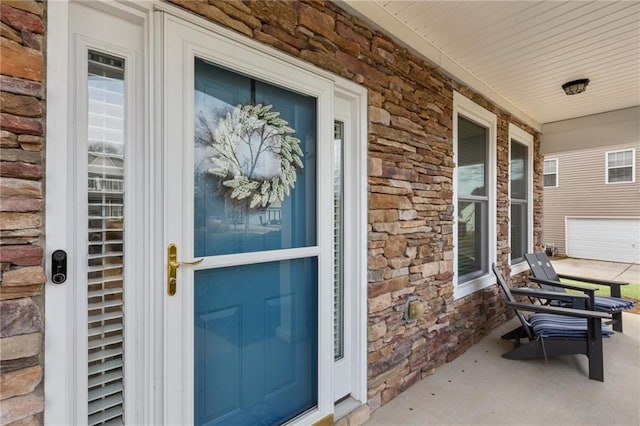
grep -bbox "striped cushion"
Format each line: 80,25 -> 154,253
529,313 -> 614,338
594,296 -> 635,311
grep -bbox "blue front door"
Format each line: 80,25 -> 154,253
191,58 -> 319,425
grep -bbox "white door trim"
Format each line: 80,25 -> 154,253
333,88 -> 368,410
45,1 -> 151,424
161,12 -> 335,425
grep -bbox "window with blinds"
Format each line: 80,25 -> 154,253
457,116 -> 489,282
510,140 -> 528,263
86,50 -> 126,426
333,121 -> 345,361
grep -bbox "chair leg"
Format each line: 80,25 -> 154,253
502,340 -> 545,360
587,317 -> 604,382
501,326 -> 528,340
612,311 -> 623,333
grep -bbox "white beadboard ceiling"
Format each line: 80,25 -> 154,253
340,1 -> 640,128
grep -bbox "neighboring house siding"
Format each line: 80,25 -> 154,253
543,144 -> 640,256
0,1 -> 46,424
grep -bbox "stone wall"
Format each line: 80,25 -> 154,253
165,1 -> 543,422
0,1 -> 543,424
0,1 -> 46,424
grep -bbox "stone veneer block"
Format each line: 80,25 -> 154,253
0,198 -> 42,213
0,267 -> 45,287
5,414 -> 39,426
0,39 -> 43,83
0,92 -> 43,118
2,1 -> 44,17
0,245 -> 42,266
0,393 -> 43,425
0,285 -> 43,301
0,76 -> 43,99
0,365 -> 42,400
0,355 -> 39,375
0,3 -> 45,34
0,178 -> 41,198
0,298 -> 43,338
0,333 -> 41,361
0,213 -> 41,231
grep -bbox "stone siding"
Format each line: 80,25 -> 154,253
0,1 -> 544,424
167,0 -> 543,421
0,1 -> 46,424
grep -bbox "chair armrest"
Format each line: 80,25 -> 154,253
511,287 -> 589,303
506,301 -> 611,320
557,274 -> 628,287
528,277 -> 598,294
556,274 -> 628,298
528,277 -> 597,309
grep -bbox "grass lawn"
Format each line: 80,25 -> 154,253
563,279 -> 640,300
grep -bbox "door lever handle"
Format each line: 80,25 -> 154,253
172,258 -> 204,267
167,243 -> 203,296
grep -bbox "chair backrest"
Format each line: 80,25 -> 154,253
535,252 -> 561,281
491,263 -> 533,340
524,252 -> 564,292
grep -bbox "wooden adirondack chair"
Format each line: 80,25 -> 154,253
492,264 -> 612,381
525,252 -> 635,332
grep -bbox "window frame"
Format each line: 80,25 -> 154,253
508,124 -> 534,275
453,92 -> 497,300
605,148 -> 635,184
543,158 -> 558,188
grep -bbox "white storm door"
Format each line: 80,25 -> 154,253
161,14 -> 334,426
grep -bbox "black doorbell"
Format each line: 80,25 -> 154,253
51,250 -> 67,284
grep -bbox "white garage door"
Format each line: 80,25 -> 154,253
566,218 -> 640,263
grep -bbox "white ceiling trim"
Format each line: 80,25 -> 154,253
338,0 -> 542,131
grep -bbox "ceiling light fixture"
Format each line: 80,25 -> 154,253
562,79 -> 590,96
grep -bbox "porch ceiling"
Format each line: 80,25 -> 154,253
339,1 -> 640,127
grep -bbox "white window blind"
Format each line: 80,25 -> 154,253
86,50 -> 126,426
333,121 -> 344,361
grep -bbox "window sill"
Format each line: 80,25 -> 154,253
454,272 -> 495,300
510,261 -> 529,276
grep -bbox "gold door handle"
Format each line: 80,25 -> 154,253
167,243 -> 204,296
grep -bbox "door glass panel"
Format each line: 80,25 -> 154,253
194,58 -> 317,257
194,258 -> 318,425
333,121 -> 344,361
86,50 -> 126,425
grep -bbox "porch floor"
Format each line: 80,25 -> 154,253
366,312 -> 640,425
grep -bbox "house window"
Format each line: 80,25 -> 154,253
543,158 -> 558,187
509,124 -> 533,269
453,92 -> 497,299
457,117 -> 488,281
606,149 -> 635,183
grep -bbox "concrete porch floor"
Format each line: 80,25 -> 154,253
366,312 -> 640,426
